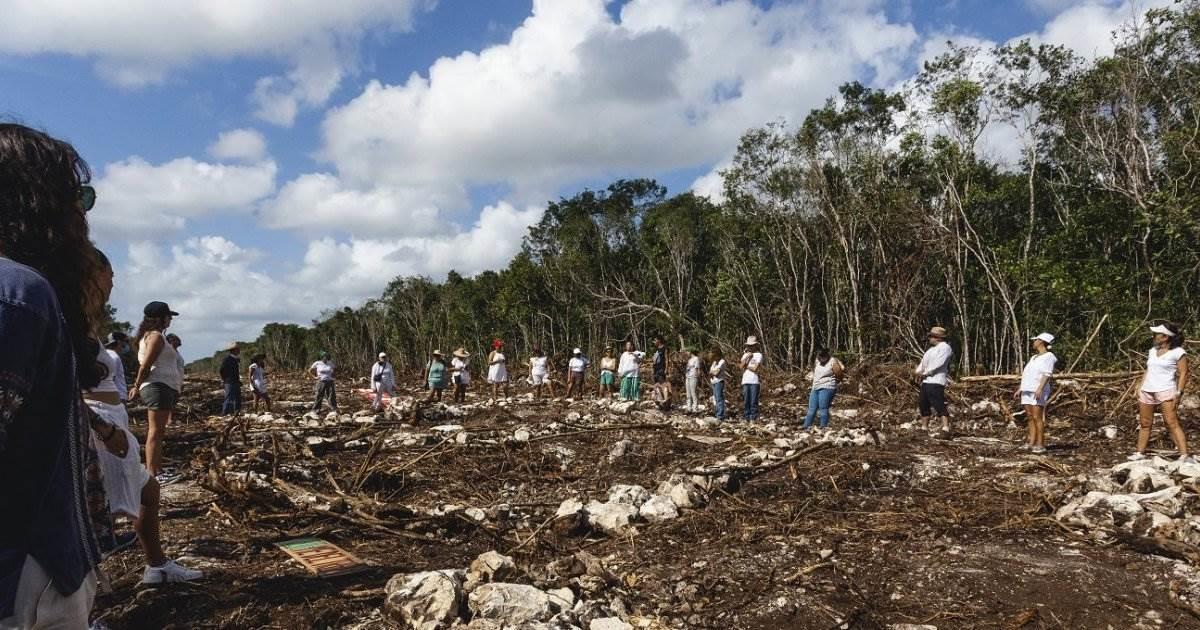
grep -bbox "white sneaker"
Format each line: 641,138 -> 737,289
142,559 -> 203,584
1128,452 -> 1148,461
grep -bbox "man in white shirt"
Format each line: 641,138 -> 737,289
915,326 -> 954,432
740,335 -> 764,421
371,352 -> 396,412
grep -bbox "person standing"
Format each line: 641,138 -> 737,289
566,348 -> 589,399
451,348 -> 471,403
309,352 -> 338,413
803,348 -> 844,430
370,352 -> 396,412
740,336 -> 764,421
651,336 -> 672,405
424,350 -> 449,403
218,342 -> 242,416
1015,333 -> 1056,453
915,326 -> 954,433
103,331 -> 130,401
529,347 -> 550,400
248,353 -> 271,413
684,347 -> 702,412
709,349 -> 728,420
597,347 -> 617,399
130,301 -> 184,481
1131,323 -> 1192,462
618,341 -> 645,402
0,123 -> 124,628
487,339 -> 509,402
166,333 -> 185,382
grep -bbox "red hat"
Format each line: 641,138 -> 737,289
492,339 -> 504,349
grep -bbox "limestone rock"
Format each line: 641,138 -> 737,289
383,569 -> 465,630
638,495 -> 679,523
585,501 -> 638,534
468,583 -> 553,626
607,484 -> 649,506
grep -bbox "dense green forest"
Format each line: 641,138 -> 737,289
186,2 -> 1200,377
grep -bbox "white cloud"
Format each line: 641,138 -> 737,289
90,155 -> 277,240
287,0 -> 918,237
259,173 -> 454,236
0,0 -> 433,120
1023,0 -> 1174,59
208,128 -> 268,162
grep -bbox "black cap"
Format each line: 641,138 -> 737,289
103,331 -> 127,347
143,301 -> 179,318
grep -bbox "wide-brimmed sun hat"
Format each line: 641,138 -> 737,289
928,326 -> 948,338
1030,332 -> 1055,345
1150,324 -> 1176,337
744,335 -> 759,346
432,349 -> 444,356
223,341 -> 238,352
454,348 -> 470,358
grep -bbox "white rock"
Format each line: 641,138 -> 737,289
455,432 -> 470,445
608,439 -> 634,462
782,383 -> 798,393
547,587 -> 575,612
466,551 -> 517,590
1100,425 -> 1119,439
590,618 -> 633,630
610,401 -> 636,415
468,583 -> 553,625
513,428 -> 532,442
464,507 -> 487,522
638,495 -> 680,523
584,501 -> 639,534
607,484 -> 650,506
384,570 -> 465,630
431,424 -> 464,433
556,498 -> 585,518
656,475 -> 705,509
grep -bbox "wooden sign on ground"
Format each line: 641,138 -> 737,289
276,538 -> 368,577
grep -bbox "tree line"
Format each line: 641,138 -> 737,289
186,2 -> 1200,378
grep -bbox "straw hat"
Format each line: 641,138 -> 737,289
744,335 -> 759,346
928,326 -> 948,339
453,348 -> 471,358
432,349 -> 444,356
223,341 -> 239,352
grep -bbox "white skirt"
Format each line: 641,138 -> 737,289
87,400 -> 150,517
487,364 -> 508,383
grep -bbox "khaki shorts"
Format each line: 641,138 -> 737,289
1139,388 -> 1178,406
0,556 -> 96,630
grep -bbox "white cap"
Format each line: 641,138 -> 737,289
378,352 -> 387,359
1150,324 -> 1176,337
573,347 -> 582,354
1030,332 -> 1055,345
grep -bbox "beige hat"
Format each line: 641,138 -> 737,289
223,341 -> 239,351
378,352 -> 388,359
744,335 -> 759,346
453,347 -> 470,358
1150,324 -> 1176,337
432,349 -> 444,356
928,326 -> 948,338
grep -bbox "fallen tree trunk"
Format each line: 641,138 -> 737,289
958,371 -> 1134,383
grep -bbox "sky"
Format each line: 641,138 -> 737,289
0,0 -> 1167,357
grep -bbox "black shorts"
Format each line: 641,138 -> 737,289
919,383 -> 948,417
140,382 -> 179,410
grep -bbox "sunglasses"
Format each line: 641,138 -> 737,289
78,185 -> 96,212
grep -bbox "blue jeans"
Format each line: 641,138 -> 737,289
803,387 -> 837,429
222,381 -> 242,415
742,383 -> 760,420
712,381 -> 726,419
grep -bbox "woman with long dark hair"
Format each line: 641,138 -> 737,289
0,123 -> 125,627
1130,322 -> 1192,463
129,301 -> 183,481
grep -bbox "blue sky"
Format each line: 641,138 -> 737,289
0,0 -> 1154,355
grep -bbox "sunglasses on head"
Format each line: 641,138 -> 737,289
78,185 -> 96,212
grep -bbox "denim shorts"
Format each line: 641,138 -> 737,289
140,382 -> 178,410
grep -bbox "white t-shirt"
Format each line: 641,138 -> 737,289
741,352 -> 763,385
250,363 -> 268,391
530,356 -> 549,376
1019,352 -> 1056,392
916,342 -> 953,386
569,356 -> 589,372
1143,347 -> 1186,393
618,351 -> 643,378
812,358 -> 842,390
311,360 -> 335,382
105,348 -> 127,400
709,359 -> 727,384
686,356 -> 701,378
88,347 -> 126,397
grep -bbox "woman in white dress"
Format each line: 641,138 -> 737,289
487,339 -> 509,401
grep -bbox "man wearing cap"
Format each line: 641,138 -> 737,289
566,348 -> 589,399
371,352 -> 396,412
915,326 -> 954,432
1016,333 -> 1057,453
740,336 -> 764,421
451,348 -> 471,403
218,342 -> 242,416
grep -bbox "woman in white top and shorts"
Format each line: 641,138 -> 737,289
1131,322 -> 1192,462
129,301 -> 183,480
1015,333 -> 1056,453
